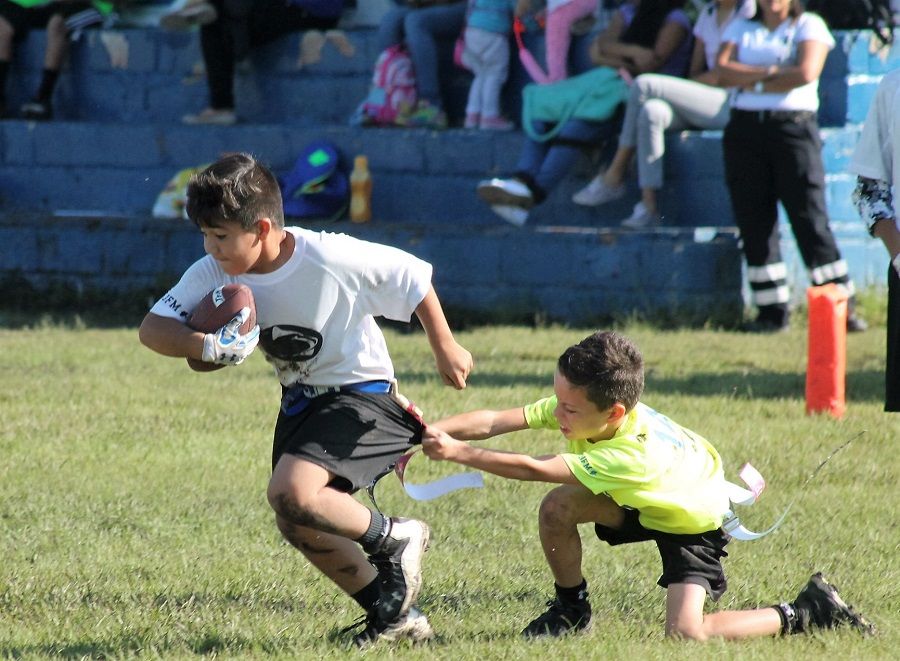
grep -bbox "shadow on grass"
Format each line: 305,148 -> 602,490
396,369 -> 887,403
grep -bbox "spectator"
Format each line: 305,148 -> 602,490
461,0 -> 517,130
181,0 -> 343,125
0,0 -> 115,120
377,0 -> 466,129
717,0 -> 866,333
517,0 -> 598,84
572,0 -> 756,229
477,0 -> 692,227
850,67 -> 900,411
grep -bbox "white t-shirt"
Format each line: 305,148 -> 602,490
693,0 -> 757,71
849,68 -> 900,200
722,12 -> 834,111
149,227 -> 434,387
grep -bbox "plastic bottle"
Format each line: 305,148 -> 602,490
350,155 -> 372,223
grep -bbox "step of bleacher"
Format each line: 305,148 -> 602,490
0,214 -> 744,325
5,28 -> 896,126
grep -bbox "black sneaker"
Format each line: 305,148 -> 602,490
368,518 -> 430,623
792,572 -> 875,635
522,598 -> 592,638
21,101 -> 52,120
350,606 -> 434,648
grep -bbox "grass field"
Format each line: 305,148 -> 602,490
0,319 -> 897,659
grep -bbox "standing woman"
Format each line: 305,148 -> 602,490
716,0 -> 866,332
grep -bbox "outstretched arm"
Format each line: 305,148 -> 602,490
421,426 -> 578,484
415,286 -> 473,389
430,407 -> 528,439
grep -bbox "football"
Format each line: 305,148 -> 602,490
186,283 -> 257,372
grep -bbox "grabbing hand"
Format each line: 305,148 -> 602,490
434,340 -> 473,389
201,307 -> 260,366
421,426 -> 464,462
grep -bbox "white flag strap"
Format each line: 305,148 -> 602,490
394,450 -> 485,501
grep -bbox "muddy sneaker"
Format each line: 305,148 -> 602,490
522,598 -> 592,638
368,518 -> 430,623
350,606 -> 434,648
789,572 -> 875,635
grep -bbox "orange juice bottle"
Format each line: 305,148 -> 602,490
350,155 -> 372,223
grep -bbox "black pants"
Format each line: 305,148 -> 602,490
200,0 -> 338,109
723,110 -> 852,317
887,263 -> 899,411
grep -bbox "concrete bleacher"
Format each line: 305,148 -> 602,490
0,23 -> 896,324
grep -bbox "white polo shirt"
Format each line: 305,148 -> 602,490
849,68 -> 900,207
722,12 -> 834,112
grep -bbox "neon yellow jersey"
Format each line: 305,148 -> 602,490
11,0 -> 113,14
523,396 -> 731,535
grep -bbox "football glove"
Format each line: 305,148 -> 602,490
201,307 -> 260,366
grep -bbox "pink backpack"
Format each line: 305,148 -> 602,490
352,45 -> 418,126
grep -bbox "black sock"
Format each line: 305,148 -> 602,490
351,577 -> 381,612
774,602 -> 798,635
35,68 -> 60,104
555,579 -> 589,605
357,511 -> 390,554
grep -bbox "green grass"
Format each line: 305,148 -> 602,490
0,321 -> 897,659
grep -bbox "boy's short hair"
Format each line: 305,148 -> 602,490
557,331 -> 644,412
186,152 -> 284,230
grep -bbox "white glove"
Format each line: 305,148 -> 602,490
201,307 -> 260,366
893,253 -> 900,279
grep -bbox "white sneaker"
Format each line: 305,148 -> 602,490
368,518 -> 430,623
572,175 -> 625,207
182,108 -> 237,125
352,606 -> 435,648
491,204 -> 528,227
620,202 -> 661,229
476,177 -> 534,208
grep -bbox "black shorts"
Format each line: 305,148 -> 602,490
595,508 -> 731,601
272,390 -> 424,493
0,0 -> 101,39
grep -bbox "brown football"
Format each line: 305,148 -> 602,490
186,283 -> 257,372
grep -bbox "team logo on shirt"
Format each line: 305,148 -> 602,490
259,325 -> 323,361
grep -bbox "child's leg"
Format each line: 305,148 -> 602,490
544,0 -> 595,82
665,583 -> 782,640
475,32 -> 509,120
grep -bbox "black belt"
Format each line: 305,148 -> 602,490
731,109 -> 817,123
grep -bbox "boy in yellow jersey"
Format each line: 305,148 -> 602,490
422,330 -> 873,641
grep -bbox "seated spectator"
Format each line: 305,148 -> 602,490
516,0 -> 598,84
180,0 -> 343,125
477,0 -> 692,226
572,0 -> 755,228
376,0 -> 466,129
0,0 -> 115,120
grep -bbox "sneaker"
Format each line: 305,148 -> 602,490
182,107 -> 237,125
20,101 -> 51,121
159,0 -> 217,31
476,177 -> 534,208
620,201 -> 661,229
368,518 -> 430,623
350,606 -> 435,648
740,317 -> 790,333
480,115 -> 515,131
522,598 -> 592,638
402,101 -> 447,129
490,204 -> 528,227
572,175 -> 625,207
464,112 -> 480,129
791,572 -> 875,635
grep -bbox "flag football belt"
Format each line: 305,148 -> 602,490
281,379 -> 392,415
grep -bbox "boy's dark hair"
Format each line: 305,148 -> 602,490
557,331 -> 644,412
186,152 -> 284,230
